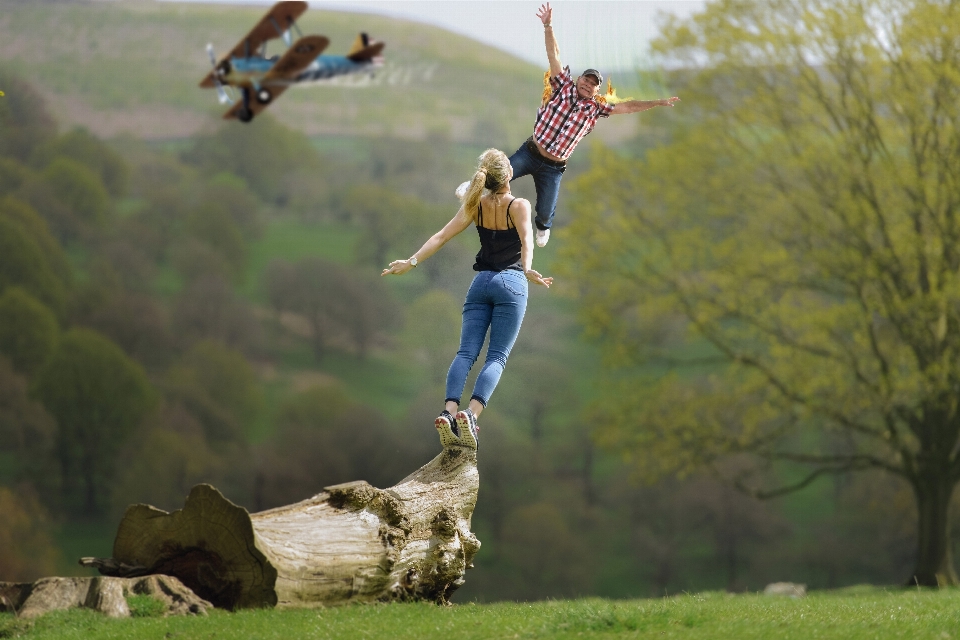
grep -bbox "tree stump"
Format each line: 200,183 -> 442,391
81,446 -> 480,609
0,575 -> 212,618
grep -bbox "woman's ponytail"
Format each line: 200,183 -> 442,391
461,149 -> 511,221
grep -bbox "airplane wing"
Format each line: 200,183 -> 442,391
200,1 -> 308,88
261,35 -> 329,82
226,1 -> 308,58
221,35 -> 328,121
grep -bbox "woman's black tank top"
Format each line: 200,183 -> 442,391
474,198 -> 523,272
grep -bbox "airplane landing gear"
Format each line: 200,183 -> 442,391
238,87 -> 254,123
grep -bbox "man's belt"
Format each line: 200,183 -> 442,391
526,137 -> 567,167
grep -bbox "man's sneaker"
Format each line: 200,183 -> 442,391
455,181 -> 470,200
435,410 -> 461,448
536,228 -> 551,247
455,409 -> 479,450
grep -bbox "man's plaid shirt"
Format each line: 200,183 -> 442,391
533,66 -> 614,161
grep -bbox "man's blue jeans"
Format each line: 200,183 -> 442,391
509,140 -> 566,231
445,269 -> 529,407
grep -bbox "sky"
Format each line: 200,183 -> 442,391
169,1 -> 707,72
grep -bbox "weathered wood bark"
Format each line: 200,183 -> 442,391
0,575 -> 211,618
82,447 -> 480,609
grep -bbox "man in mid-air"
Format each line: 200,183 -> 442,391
510,2 -> 680,246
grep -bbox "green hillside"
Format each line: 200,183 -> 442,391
0,0 -> 544,142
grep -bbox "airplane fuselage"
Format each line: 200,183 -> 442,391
224,54 -> 382,89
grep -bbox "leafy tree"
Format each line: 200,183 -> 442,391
0,486 -> 60,581
30,127 -> 129,197
40,157 -> 111,228
345,185 -> 441,268
0,358 -> 58,500
401,290 -> 462,382
201,172 -> 263,241
185,204 -> 248,283
170,274 -> 263,353
0,158 -> 31,197
0,288 -> 59,376
109,403 -> 241,514
265,257 -> 346,362
254,384 -> 405,510
163,341 -> 262,447
560,0 -> 960,585
181,114 -> 322,206
265,257 -> 398,361
0,216 -> 67,317
32,328 -> 155,515
335,271 -> 401,360
0,68 -> 56,162
74,287 -> 174,371
0,197 -> 71,284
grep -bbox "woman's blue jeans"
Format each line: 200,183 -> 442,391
445,269 -> 529,407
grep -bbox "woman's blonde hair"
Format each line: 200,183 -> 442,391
462,149 -> 511,222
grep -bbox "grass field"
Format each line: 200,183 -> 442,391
2,587 -> 958,639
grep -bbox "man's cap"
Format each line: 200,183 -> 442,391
581,68 -> 603,85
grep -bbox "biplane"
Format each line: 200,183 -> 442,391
199,1 -> 385,122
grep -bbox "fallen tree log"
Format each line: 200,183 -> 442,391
81,445 -> 480,609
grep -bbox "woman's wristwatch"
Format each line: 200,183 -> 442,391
409,256 -> 418,267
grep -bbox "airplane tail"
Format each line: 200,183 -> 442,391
346,32 -> 385,62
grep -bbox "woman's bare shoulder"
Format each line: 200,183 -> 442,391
512,197 -> 532,212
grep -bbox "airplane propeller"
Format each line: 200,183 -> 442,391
206,43 -> 235,105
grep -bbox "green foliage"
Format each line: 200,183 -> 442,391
560,0 -> 960,585
0,486 -> 60,582
264,257 -> 400,362
0,287 -> 59,376
0,197 -> 71,284
0,157 -> 31,196
346,185 -> 444,268
164,341 -> 262,446
30,128 -> 129,197
0,66 -> 56,162
32,328 -> 156,515
40,157 -> 111,227
124,595 -> 166,619
256,383 -> 389,508
401,290 -> 462,382
0,358 -> 58,500
182,115 -> 323,206
185,203 -> 248,283
0,216 -> 66,317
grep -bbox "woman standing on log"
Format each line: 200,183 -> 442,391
382,149 -> 552,449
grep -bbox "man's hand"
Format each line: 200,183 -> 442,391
658,97 -> 681,107
537,2 -> 552,27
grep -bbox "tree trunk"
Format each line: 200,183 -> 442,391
81,447 -> 480,608
910,474 -> 959,586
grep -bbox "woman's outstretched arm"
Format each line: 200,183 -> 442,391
512,198 -> 553,288
381,206 -> 473,277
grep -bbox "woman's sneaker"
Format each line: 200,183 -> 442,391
435,410 -> 461,448
455,409 -> 479,450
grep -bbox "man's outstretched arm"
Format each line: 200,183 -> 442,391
611,96 -> 681,115
538,3 -> 562,77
